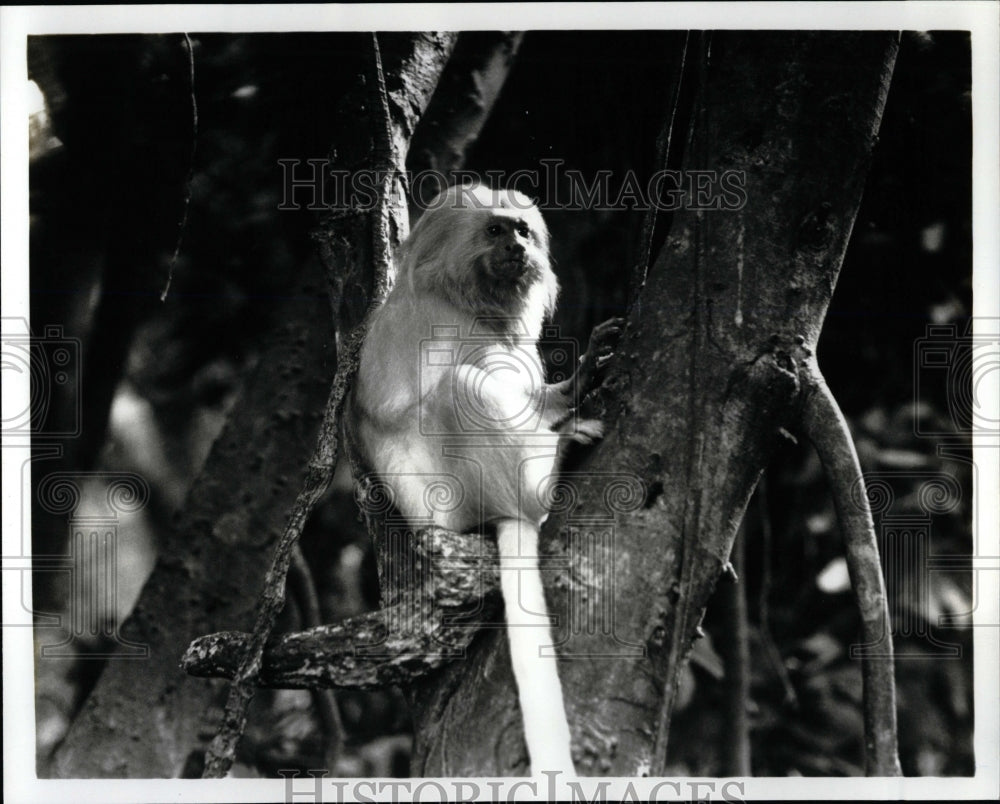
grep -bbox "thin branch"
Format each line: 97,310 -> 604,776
756,476 -> 798,708
719,521 -> 751,776
369,32 -> 398,287
290,544 -> 345,768
799,359 -> 901,777
629,31 -> 690,315
290,544 -> 325,632
161,32 -> 198,302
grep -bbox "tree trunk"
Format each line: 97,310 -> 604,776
406,31 -> 899,777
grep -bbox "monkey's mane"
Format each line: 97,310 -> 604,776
398,185 -> 557,324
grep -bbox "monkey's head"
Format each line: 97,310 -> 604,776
400,185 -> 558,324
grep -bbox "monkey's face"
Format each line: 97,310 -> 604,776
402,185 -> 558,322
470,210 -> 550,309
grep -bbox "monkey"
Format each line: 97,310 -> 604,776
351,184 -> 616,776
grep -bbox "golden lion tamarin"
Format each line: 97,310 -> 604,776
352,184 -> 613,776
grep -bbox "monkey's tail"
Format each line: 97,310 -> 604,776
495,518 -> 576,777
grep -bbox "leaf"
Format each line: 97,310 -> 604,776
816,557 -> 851,594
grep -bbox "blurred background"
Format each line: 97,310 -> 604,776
26,30 -> 973,776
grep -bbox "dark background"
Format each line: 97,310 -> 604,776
28,30 -> 973,776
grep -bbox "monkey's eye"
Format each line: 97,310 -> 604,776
486,224 -> 504,237
516,222 -> 531,239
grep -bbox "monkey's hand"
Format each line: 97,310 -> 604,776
553,317 -> 625,400
578,316 -> 625,393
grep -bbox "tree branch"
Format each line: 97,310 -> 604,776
718,522 -> 751,776
183,527 -> 501,688
799,358 -> 902,776
629,31 -> 689,313
757,475 -> 799,708
408,32 -> 524,181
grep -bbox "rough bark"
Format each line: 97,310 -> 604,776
404,31 -> 900,776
